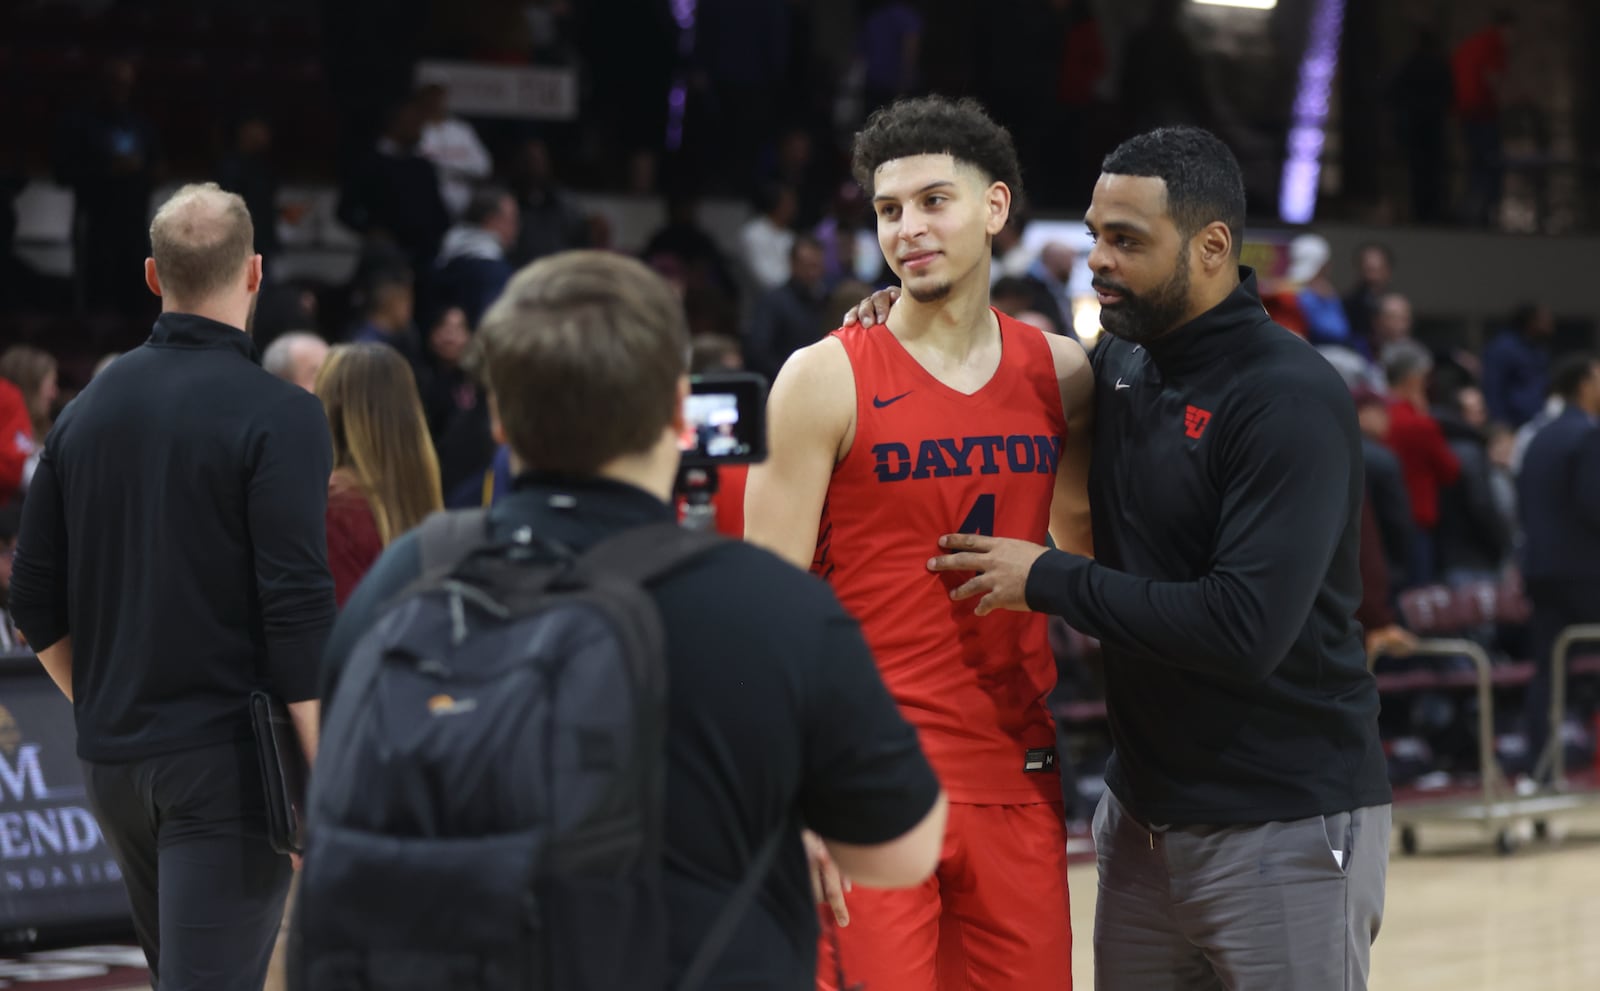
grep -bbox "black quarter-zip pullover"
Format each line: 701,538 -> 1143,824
10,312 -> 336,761
1027,268 -> 1392,825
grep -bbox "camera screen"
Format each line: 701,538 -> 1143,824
681,393 -> 752,459
679,372 -> 768,467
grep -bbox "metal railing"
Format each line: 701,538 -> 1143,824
1373,627 -> 1600,854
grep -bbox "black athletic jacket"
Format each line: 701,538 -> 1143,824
1026,269 -> 1392,825
11,313 -> 336,761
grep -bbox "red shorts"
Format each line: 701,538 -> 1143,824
817,802 -> 1072,991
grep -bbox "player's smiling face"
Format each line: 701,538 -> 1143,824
871,154 -> 1009,305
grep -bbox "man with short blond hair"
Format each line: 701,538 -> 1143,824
10,182 -> 334,990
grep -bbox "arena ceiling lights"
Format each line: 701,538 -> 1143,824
1193,0 -> 1279,9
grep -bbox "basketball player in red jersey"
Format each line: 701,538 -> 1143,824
745,96 -> 1093,991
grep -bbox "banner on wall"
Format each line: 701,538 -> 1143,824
0,657 -> 131,935
414,60 -> 578,120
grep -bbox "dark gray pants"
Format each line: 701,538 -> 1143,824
1092,791 -> 1389,990
83,738 -> 294,991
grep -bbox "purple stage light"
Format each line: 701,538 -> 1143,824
1278,0 -> 1346,223
666,0 -> 698,150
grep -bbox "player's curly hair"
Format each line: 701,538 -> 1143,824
850,96 -> 1024,209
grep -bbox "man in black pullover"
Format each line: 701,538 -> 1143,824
920,128 -> 1392,989
10,183 -> 334,990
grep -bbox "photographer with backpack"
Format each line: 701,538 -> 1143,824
294,250 -> 948,990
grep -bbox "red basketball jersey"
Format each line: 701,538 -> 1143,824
816,312 -> 1067,804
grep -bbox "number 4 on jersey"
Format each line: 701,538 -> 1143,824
958,494 -> 995,536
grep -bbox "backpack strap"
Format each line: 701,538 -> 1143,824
415,507 -> 495,580
677,825 -> 786,991
573,521 -> 727,587
322,508 -> 496,756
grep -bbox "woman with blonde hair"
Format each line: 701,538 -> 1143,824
315,343 -> 443,605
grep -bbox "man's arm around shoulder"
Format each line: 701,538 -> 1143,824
744,338 -> 854,569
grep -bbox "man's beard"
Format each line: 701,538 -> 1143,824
906,279 -> 952,304
1095,251 -> 1192,345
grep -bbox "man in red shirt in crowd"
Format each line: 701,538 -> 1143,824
1452,11 -> 1514,225
1383,340 -> 1460,587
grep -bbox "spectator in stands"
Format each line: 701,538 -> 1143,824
416,83 -> 493,220
421,304 -> 481,444
1357,493 -> 1417,662
315,343 -> 443,606
261,332 -> 330,393
1342,243 -> 1393,355
740,183 -> 799,292
1289,233 -> 1354,348
0,380 -> 35,505
1373,291 -> 1415,353
215,114 -> 281,272
0,345 -> 61,449
338,99 -> 451,283
53,57 -> 160,314
435,186 -> 519,328
509,137 -> 589,266
9,182 -> 332,991
349,271 -> 425,372
314,251 -> 946,985
1026,242 -> 1078,335
1355,387 -> 1418,592
1435,385 -> 1512,588
1515,352 -> 1600,778
1482,302 -> 1554,428
744,235 -> 828,382
1453,11 -> 1515,226
1384,340 -> 1461,587
0,501 -> 19,650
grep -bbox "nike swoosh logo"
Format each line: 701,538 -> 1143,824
873,391 -> 913,408
1115,378 -> 1131,390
